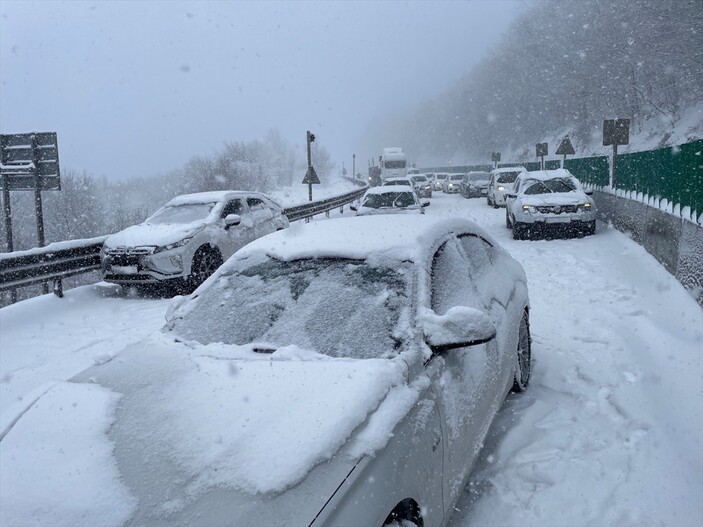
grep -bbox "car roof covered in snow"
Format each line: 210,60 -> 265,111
165,191 -> 266,206
234,215 -> 497,265
491,166 -> 527,174
365,185 -> 415,195
522,168 -> 575,181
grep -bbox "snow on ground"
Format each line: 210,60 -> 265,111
0,186 -> 701,526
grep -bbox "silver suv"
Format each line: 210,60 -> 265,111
101,191 -> 288,291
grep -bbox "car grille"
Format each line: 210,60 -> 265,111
105,247 -> 154,255
535,205 -> 578,214
106,254 -> 142,266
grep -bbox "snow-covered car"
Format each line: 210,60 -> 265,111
351,186 -> 429,216
101,191 -> 288,291
381,176 -> 414,188
460,171 -> 491,198
410,174 -> 433,198
443,173 -> 465,193
1,216 -> 531,527
433,172 -> 448,190
505,169 -> 596,239
486,167 -> 526,207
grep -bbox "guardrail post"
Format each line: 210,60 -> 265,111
53,278 -> 63,298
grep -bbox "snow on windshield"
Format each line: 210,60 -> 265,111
169,258 -> 412,359
523,178 -> 576,195
146,203 -> 216,225
497,171 -> 520,183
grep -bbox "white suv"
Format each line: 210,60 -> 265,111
101,191 -> 289,291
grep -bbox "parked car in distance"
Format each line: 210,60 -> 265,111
4,216 -> 530,527
410,174 -> 433,198
487,167 -> 526,207
460,171 -> 491,198
434,172 -> 448,190
101,191 -> 288,292
444,173 -> 465,193
505,168 -> 596,239
351,186 -> 429,216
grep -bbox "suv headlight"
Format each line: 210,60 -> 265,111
154,237 -> 192,253
579,203 -> 592,211
522,205 -> 537,214
497,185 -> 505,191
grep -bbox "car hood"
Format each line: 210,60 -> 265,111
468,179 -> 489,187
1,334 -> 411,526
520,191 -> 588,206
104,221 -> 207,249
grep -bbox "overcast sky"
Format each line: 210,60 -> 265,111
1,1 -> 526,181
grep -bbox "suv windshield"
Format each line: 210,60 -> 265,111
467,173 -> 489,182
147,203 -> 216,224
168,258 -> 410,359
383,179 -> 411,186
450,174 -> 464,181
523,178 -> 577,195
411,176 -> 427,183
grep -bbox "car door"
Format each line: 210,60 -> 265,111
246,196 -> 273,237
221,198 -> 256,258
457,234 -> 513,396
423,238 -> 501,509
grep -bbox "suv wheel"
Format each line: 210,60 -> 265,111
188,246 -> 223,291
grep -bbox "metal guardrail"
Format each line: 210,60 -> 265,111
0,186 -> 368,303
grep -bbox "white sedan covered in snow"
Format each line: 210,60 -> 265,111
505,169 -> 597,239
0,216 -> 531,527
101,191 -> 288,291
351,186 -> 429,216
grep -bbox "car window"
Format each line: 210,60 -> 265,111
430,240 -> 480,315
221,199 -> 244,217
497,171 -> 521,183
458,234 -> 494,274
247,197 -> 266,210
523,178 -> 576,195
169,258 -> 412,359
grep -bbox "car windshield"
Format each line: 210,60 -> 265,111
168,258 -> 411,359
363,192 -> 417,208
467,173 -> 489,182
384,179 -> 411,186
523,178 -> 577,195
450,174 -> 464,181
436,174 -> 447,180
412,176 -> 427,183
146,203 -> 216,224
384,160 -> 406,169
497,171 -> 521,183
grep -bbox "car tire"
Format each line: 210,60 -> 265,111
506,211 -> 513,229
188,246 -> 223,291
513,222 -> 529,240
511,310 -> 532,392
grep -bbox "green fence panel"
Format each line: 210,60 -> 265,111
564,156 -> 610,187
617,140 -> 703,216
544,160 -> 561,170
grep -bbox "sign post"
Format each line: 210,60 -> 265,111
352,154 -> 356,180
301,130 -> 320,204
1,131 -> 61,297
491,152 -> 501,169
555,136 -> 575,167
536,142 -> 548,170
603,119 -> 630,188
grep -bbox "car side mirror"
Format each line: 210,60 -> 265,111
225,214 -> 241,229
504,192 -> 516,199
421,306 -> 496,353
421,201 -> 430,207
584,190 -> 594,196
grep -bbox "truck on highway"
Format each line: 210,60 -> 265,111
379,147 -> 407,181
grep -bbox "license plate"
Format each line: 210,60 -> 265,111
111,265 -> 138,274
481,189 -> 488,194
546,217 -> 570,224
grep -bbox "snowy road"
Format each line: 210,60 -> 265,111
1,188 -> 701,526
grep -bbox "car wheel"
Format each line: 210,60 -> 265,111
506,211 -> 513,229
188,246 -> 223,291
512,310 -> 532,392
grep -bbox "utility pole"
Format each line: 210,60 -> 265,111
302,130 -> 320,202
